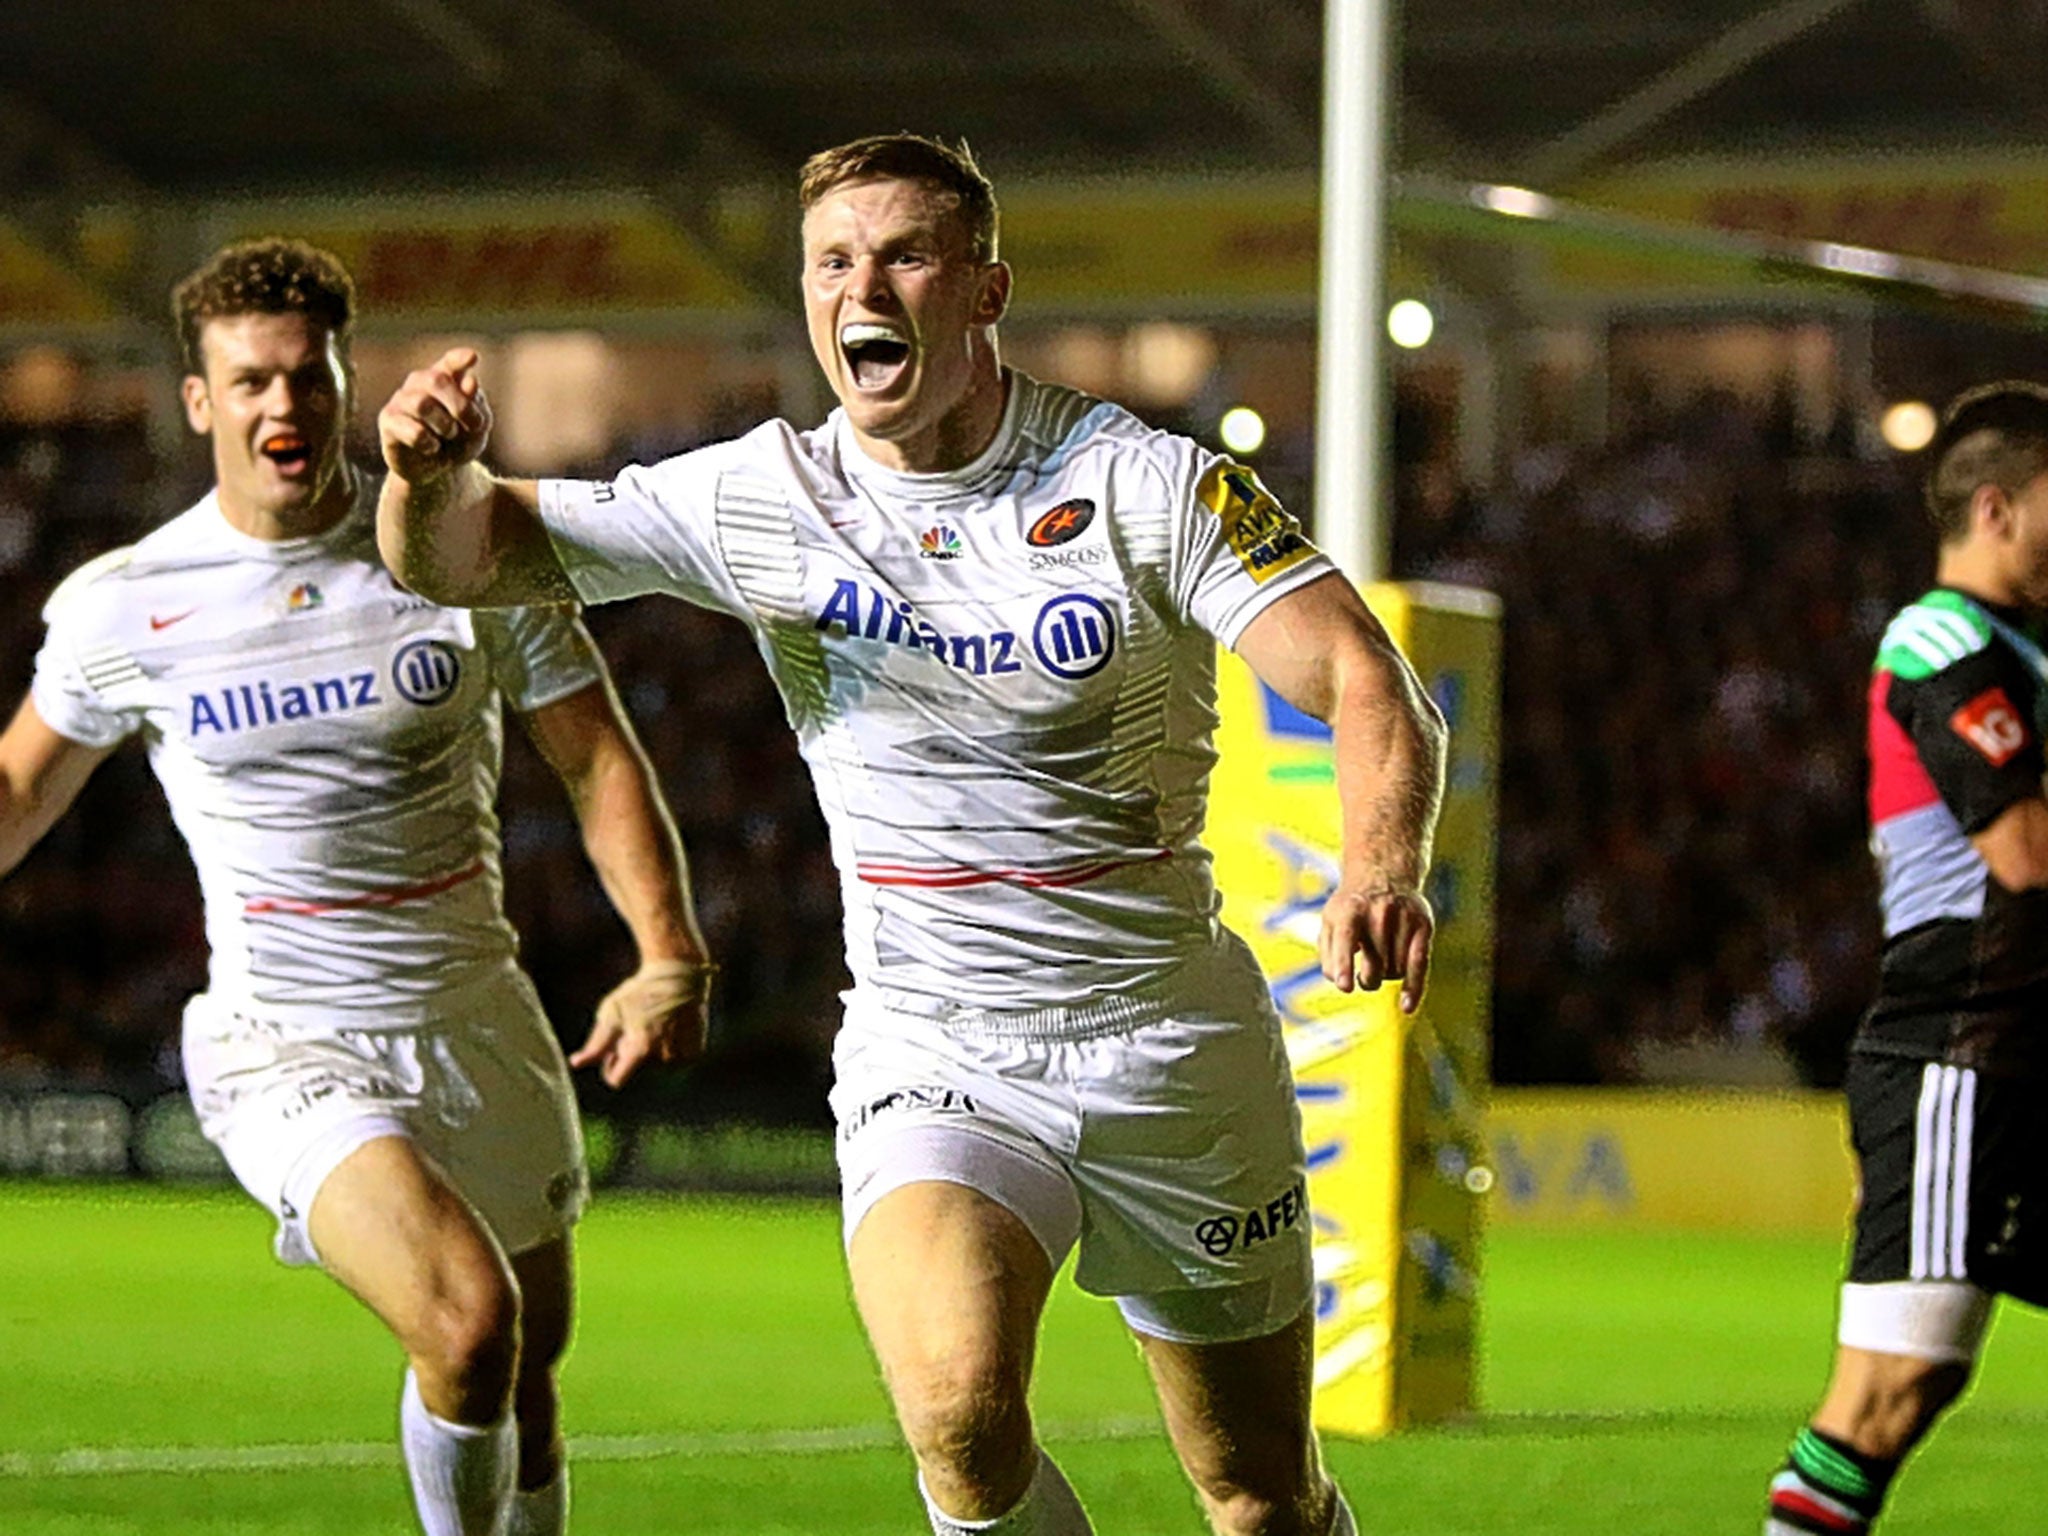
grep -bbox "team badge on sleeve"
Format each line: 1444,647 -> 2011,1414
1199,462 -> 1315,584
1950,686 -> 2029,765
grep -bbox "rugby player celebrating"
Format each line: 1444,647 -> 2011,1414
380,137 -> 1444,1536
0,240 -> 711,1536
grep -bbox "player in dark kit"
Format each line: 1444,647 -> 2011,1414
1765,382 -> 2048,1535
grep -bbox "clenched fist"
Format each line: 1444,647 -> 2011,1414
379,347 -> 493,484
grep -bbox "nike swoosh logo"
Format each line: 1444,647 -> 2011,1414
150,609 -> 199,630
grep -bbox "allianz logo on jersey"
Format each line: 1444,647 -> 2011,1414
814,578 -> 1116,680
186,639 -> 464,735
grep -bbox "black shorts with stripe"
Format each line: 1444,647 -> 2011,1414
1846,1050 -> 2048,1307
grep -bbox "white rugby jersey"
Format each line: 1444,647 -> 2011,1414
31,476 -> 602,1028
539,370 -> 1333,1015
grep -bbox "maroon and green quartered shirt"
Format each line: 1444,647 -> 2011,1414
1863,587 -> 2048,1076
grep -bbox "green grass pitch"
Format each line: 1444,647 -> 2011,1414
2,1182 -> 2043,1533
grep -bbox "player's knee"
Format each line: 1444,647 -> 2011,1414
1195,1483 -> 1286,1536
511,1330 -> 564,1477
516,1301 -> 569,1382
1837,1358 -> 1971,1459
512,1387 -> 562,1492
895,1356 -> 1033,1495
1183,1445 -> 1322,1535
514,1344 -> 565,1419
414,1260 -> 522,1408
1877,1359 -> 1970,1446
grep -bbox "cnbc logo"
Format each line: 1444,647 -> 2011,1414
918,525 -> 963,560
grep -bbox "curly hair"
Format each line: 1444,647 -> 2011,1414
798,134 -> 999,264
1925,380 -> 2048,542
172,238 -> 355,375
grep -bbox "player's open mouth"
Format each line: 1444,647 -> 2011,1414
840,323 -> 913,393
260,433 -> 312,474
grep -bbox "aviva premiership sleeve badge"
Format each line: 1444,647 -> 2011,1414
1199,462 -> 1316,584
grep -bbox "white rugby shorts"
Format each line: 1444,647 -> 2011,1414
831,934 -> 1313,1343
183,963 -> 587,1266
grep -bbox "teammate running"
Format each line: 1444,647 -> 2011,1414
1765,382 -> 2048,1535
378,135 -> 1444,1536
0,239 -> 712,1536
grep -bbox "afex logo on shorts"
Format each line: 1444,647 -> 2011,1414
1950,686 -> 2029,766
1194,1178 -> 1309,1257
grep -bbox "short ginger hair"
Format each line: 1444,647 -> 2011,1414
798,134 -> 1000,264
172,238 -> 356,375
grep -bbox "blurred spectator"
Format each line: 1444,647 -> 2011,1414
1394,385 -> 1924,1088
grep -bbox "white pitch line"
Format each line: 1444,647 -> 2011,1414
0,1416 -> 1162,1480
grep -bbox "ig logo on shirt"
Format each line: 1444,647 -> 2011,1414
1034,594 -> 1116,680
392,639 -> 462,705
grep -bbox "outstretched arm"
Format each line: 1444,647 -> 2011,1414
0,695 -> 113,879
1234,572 -> 1447,1013
375,347 -> 575,607
519,675 -> 712,1088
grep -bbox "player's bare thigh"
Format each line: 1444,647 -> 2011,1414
1134,1303 -> 1332,1536
848,1178 -> 1054,1520
308,1134 -> 520,1425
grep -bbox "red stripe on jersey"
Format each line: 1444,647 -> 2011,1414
243,859 -> 486,915
857,850 -> 1170,889
1869,671 -> 1942,822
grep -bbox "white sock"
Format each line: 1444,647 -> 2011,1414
506,1467 -> 569,1536
1328,1484 -> 1357,1536
918,1448 -> 1093,1534
400,1369 -> 516,1536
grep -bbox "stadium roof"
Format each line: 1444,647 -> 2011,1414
0,0 -> 2032,204
5,0 -> 2042,339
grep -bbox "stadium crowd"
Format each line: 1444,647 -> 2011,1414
0,381 -> 1932,1111
1394,388 -> 1921,1087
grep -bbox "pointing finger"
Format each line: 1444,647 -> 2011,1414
570,1014 -> 622,1069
